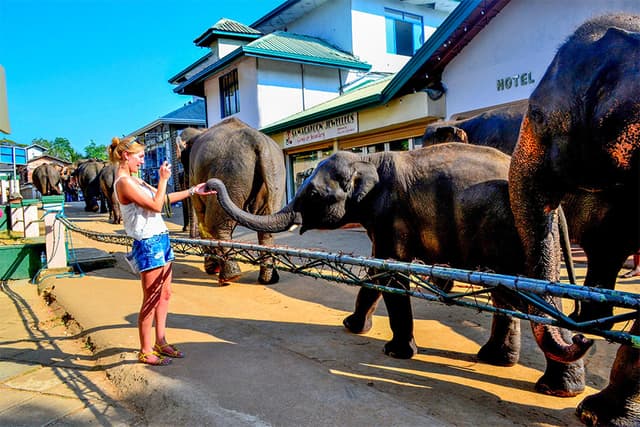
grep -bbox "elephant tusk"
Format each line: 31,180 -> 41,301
288,224 -> 299,232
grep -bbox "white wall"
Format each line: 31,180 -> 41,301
286,0 -> 353,54
443,0 -> 640,117
204,58 -> 260,128
352,0 -> 449,73
256,59 -> 343,128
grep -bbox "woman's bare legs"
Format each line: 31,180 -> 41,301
139,263 -> 173,362
154,264 -> 173,345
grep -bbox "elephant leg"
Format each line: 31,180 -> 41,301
257,231 -> 279,285
366,273 -> 417,359
576,318 -> 640,426
478,291 -> 521,366
477,314 -> 521,367
343,286 -> 381,334
215,225 -> 242,284
382,289 -> 417,359
204,252 -> 221,275
219,257 -> 242,284
570,247 -> 629,330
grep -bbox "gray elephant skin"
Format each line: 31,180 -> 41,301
32,163 -> 62,196
189,117 -> 286,284
508,14 -> 640,426
74,159 -> 107,213
207,142 -> 591,396
422,102 -> 527,155
422,98 -> 631,330
99,163 -> 121,224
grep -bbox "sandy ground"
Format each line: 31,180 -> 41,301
56,201 -> 640,426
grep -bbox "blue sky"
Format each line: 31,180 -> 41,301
1,0 -> 283,154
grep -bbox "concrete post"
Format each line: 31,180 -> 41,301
9,200 -> 23,233
21,199 -> 39,238
0,177 -> 9,204
41,195 -> 66,269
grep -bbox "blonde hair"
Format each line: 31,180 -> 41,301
108,136 -> 144,163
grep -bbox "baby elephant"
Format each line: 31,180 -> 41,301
208,143 -> 591,397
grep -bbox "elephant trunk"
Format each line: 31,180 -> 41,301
531,322 -> 593,363
510,115 -> 592,363
206,178 -> 300,233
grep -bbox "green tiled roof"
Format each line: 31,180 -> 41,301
174,31 -> 370,96
194,18 -> 262,47
245,32 -> 369,69
261,75 -> 393,134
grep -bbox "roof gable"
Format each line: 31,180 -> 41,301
194,18 -> 262,47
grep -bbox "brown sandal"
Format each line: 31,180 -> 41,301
138,351 -> 172,366
154,342 -> 185,358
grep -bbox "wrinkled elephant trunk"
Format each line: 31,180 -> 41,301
206,178 -> 300,233
531,321 -> 593,363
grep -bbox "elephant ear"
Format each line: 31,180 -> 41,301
350,161 -> 379,203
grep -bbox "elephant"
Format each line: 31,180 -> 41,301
508,14 -> 640,426
32,163 -> 62,196
74,159 -> 107,213
206,142 -> 592,396
422,102 -> 527,155
421,102 -> 639,329
98,163 -> 121,224
189,117 -> 286,284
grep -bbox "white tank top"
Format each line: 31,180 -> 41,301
113,176 -> 168,240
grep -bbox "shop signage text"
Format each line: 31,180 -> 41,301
496,72 -> 535,91
285,113 -> 358,148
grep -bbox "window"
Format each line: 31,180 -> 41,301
385,8 -> 424,56
220,69 -> 239,117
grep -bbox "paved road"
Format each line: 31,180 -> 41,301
0,279 -> 142,426
6,201 -> 640,426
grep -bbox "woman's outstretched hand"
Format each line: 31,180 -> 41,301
191,182 -> 216,196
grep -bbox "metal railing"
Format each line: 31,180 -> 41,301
57,213 -> 640,347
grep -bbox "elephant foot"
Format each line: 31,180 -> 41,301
535,359 -> 585,397
477,341 -> 520,367
477,314 -> 521,366
258,267 -> 279,285
204,256 -> 221,275
576,385 -> 640,427
219,261 -> 242,284
570,302 -> 615,330
383,338 -> 417,359
343,313 -> 372,334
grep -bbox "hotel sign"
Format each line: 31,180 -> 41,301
284,112 -> 358,148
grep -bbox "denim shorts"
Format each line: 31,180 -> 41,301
127,233 -> 175,273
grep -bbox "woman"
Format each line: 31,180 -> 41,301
109,136 -> 215,366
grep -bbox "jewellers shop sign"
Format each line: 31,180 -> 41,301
285,113 -> 358,148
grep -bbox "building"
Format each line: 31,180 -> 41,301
128,99 -> 206,190
170,0 -> 459,198
171,1 -> 458,129
259,0 -> 640,198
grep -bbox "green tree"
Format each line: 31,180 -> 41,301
33,137 -> 80,162
83,140 -> 108,161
